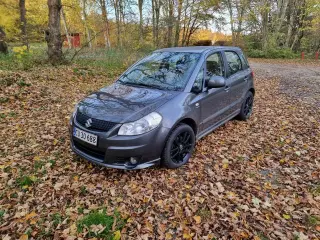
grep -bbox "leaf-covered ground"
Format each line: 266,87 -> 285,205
0,60 -> 319,240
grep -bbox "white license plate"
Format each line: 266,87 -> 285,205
73,127 -> 98,146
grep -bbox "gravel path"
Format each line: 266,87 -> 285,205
250,60 -> 320,108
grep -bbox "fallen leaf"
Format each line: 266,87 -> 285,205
193,215 -> 201,224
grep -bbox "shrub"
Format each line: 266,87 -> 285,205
247,48 -> 299,59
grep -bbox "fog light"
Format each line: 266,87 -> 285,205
130,157 -> 138,165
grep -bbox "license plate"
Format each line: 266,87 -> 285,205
73,127 -> 98,146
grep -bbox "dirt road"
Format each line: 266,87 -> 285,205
250,59 -> 320,107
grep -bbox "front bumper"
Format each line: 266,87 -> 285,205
70,117 -> 170,170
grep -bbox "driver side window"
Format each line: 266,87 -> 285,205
206,52 -> 224,81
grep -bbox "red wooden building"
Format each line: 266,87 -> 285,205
63,33 -> 81,48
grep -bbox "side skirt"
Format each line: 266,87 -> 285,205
196,110 -> 240,140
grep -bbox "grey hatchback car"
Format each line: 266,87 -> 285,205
70,46 -> 254,169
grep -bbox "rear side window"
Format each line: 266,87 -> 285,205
240,53 -> 249,69
225,51 -> 242,76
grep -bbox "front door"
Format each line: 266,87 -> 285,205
197,52 -> 230,132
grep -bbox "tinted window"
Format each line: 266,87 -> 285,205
240,53 -> 249,69
225,51 -> 242,75
192,68 -> 204,93
206,53 -> 224,81
117,52 -> 200,91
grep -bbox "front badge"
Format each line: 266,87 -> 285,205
85,118 -> 92,128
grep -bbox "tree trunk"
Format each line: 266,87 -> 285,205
19,0 -> 28,49
138,0 -> 144,43
112,0 -> 122,47
285,0 -> 296,47
61,6 -> 71,49
0,27 -> 8,54
100,0 -> 111,48
261,0 -> 269,50
152,0 -> 160,47
152,0 -> 156,46
167,0 -> 174,47
82,0 -> 92,48
274,0 -> 289,36
225,0 -> 235,45
174,0 -> 183,46
46,0 -> 63,63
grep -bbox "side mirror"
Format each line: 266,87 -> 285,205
207,76 -> 226,89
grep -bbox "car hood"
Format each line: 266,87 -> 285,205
78,83 -> 180,123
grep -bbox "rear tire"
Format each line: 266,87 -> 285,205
237,91 -> 254,121
162,124 -> 195,169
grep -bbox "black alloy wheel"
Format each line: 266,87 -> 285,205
162,124 -> 195,168
237,91 -> 254,121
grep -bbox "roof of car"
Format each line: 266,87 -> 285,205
155,46 -> 241,53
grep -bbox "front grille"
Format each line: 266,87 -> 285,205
73,141 -> 129,164
76,111 -> 117,132
74,141 -> 105,161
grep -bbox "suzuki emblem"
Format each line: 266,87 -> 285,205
85,118 -> 93,128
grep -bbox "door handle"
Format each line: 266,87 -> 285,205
224,86 -> 230,92
244,77 -> 249,82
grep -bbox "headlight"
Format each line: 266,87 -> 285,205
72,104 -> 78,118
118,112 -> 162,135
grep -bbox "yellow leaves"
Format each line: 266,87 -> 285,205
24,211 -> 38,225
19,234 -> 28,240
232,212 -> 240,218
222,159 -> 229,168
33,156 -> 41,161
113,230 -> 121,240
69,223 -> 77,235
165,232 -> 173,239
53,139 -> 59,145
25,211 -> 37,220
279,159 -> 286,164
73,175 -> 79,181
283,214 -> 291,220
29,175 -> 37,182
182,232 -> 194,239
264,182 -> 272,190
240,231 -> 249,238
193,215 -> 201,224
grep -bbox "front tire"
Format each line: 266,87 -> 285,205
237,91 -> 254,121
162,124 -> 195,169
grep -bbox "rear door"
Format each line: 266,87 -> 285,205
223,51 -> 249,112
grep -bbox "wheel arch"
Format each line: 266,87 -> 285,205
249,87 -> 255,96
177,117 -> 198,135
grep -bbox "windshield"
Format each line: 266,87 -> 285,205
117,51 -> 201,91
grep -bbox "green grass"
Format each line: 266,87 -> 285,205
51,213 -> 63,227
77,209 -> 125,239
306,215 -> 319,227
16,175 -> 36,188
0,210 -> 5,219
310,184 -> 320,197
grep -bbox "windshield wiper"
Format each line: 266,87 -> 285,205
134,83 -> 163,90
118,81 -> 163,90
